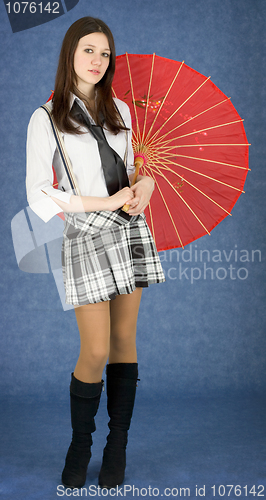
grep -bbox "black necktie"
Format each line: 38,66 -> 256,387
70,100 -> 129,196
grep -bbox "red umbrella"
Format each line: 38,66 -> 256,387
112,53 -> 250,251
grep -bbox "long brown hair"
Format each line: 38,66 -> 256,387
52,17 -> 126,134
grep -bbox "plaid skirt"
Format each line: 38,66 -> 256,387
61,209 -> 165,305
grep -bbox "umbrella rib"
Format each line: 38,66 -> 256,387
141,53 -> 156,144
144,61 -> 185,143
156,163 -> 232,215
154,143 -> 250,148
150,98 -> 231,144
125,53 -> 142,143
153,153 -> 250,171
153,119 -> 245,147
156,159 -> 246,192
152,164 -> 211,236
148,168 -> 185,248
132,133 -> 141,147
145,147 -> 249,173
149,143 -> 249,158
146,75 -> 211,145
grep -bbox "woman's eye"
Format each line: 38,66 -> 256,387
85,49 -> 93,53
102,52 -> 110,58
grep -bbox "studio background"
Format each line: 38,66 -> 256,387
0,0 -> 265,498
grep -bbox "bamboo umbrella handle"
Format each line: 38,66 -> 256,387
122,156 -> 145,212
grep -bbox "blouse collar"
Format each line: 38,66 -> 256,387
69,92 -> 96,125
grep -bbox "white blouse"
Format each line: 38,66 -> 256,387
26,95 -> 135,223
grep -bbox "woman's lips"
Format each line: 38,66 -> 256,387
89,69 -> 100,75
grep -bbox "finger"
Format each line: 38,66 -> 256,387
127,204 -> 139,212
125,190 -> 134,199
122,192 -> 134,204
126,195 -> 140,206
127,203 -> 146,215
128,209 -> 142,216
130,183 -> 138,192
123,186 -> 134,195
130,199 -> 149,212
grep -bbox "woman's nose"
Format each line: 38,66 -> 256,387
92,53 -> 101,65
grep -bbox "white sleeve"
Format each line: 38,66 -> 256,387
26,107 -> 72,223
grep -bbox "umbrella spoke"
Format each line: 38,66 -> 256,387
145,142 -> 249,153
173,154 -> 250,170
132,129 -> 139,146
155,162 -> 232,215
152,165 -> 211,237
125,53 -> 142,144
151,119 -> 245,147
148,168 -> 184,248
144,150 -> 250,171
148,98 -> 231,145
151,152 -> 250,171
152,142 -> 250,148
135,145 -> 248,176
155,158 -> 246,192
143,143 -> 249,168
146,75 -> 211,145
144,61 -> 184,144
141,53 -> 156,144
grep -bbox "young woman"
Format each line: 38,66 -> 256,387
26,17 -> 165,490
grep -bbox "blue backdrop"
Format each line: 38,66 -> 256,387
0,0 -> 265,400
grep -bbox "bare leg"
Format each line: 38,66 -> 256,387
74,301 -> 111,383
109,288 -> 142,364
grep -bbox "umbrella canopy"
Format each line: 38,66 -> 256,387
112,53 -> 250,251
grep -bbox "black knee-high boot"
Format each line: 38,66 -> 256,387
98,363 -> 138,489
61,373 -> 103,489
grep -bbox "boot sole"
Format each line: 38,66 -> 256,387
98,481 -> 124,489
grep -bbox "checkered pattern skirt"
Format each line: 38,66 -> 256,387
61,209 -> 165,305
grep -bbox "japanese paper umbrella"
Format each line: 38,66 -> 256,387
112,53 -> 250,251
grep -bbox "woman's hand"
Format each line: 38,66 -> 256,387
50,187 -> 134,214
126,176 -> 155,215
106,186 -> 135,212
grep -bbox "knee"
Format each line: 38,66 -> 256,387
80,346 -> 109,370
111,329 -> 136,349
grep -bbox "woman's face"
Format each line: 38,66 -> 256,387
73,32 -> 111,96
